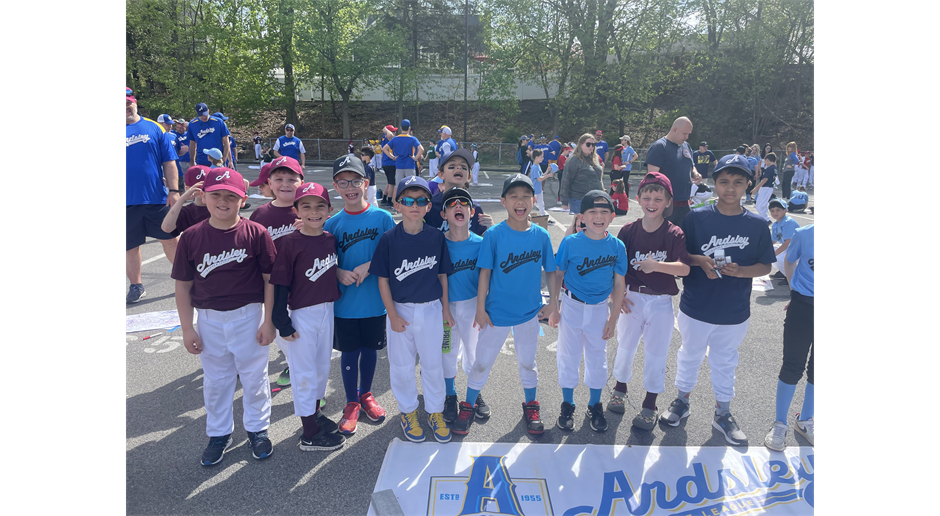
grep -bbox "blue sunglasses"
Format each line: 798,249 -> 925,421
397,197 -> 431,207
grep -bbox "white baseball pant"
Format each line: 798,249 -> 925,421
471,162 -> 480,184
277,303 -> 334,417
386,301 -> 446,414
535,193 -> 546,216
793,167 -> 808,188
675,310 -> 750,403
254,143 -> 262,160
755,187 -> 773,221
195,303 -> 272,436
442,298 -> 479,379
613,290 -> 675,393
367,185 -> 377,206
556,293 -> 609,390
773,244 -> 787,273
467,316 -> 540,391
808,166 -> 814,185
429,158 -> 439,178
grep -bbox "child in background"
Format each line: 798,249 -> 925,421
754,153 -> 777,221
249,163 -> 275,199
470,143 -> 480,186
690,171 -> 713,207
610,178 -> 629,215
789,186 -> 809,213
204,148 -> 224,168
426,142 -> 438,179
161,165 -> 211,235
769,199 -> 800,280
528,149 -> 552,216
360,147 -> 378,206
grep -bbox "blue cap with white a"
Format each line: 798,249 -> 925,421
713,154 -> 754,179
212,112 -> 228,121
156,114 -> 174,124
195,103 -> 209,116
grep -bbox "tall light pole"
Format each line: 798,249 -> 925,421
464,0 -> 469,145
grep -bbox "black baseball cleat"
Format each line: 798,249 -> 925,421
523,401 -> 545,434
451,401 -> 475,435
475,394 -> 491,419
201,434 -> 233,466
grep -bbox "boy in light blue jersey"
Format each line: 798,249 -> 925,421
548,190 -> 628,433
453,174 -> 560,436
769,199 -> 800,279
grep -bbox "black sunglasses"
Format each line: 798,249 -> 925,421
584,142 -> 595,147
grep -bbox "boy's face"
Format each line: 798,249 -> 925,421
333,171 -> 368,206
441,157 -> 469,187
769,207 -> 786,221
579,207 -> 614,236
259,183 -> 274,198
268,171 -> 303,202
500,185 -> 535,223
395,187 -> 431,222
713,171 -> 749,206
638,188 -> 671,219
203,190 -> 245,222
293,197 -> 332,230
441,197 -> 474,229
533,154 -> 543,164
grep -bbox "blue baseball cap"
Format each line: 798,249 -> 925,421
195,103 -> 209,116
769,198 -> 788,211
212,112 -> 228,120
285,123 -> 295,131
712,154 -> 754,179
156,114 -> 174,124
203,148 -> 223,160
400,119 -> 411,130
395,175 -> 431,200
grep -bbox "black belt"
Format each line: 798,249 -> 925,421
791,290 -> 813,305
627,284 -> 668,296
562,288 -> 586,303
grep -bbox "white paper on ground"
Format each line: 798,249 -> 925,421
126,310 -> 197,333
248,194 -> 268,199
247,165 -> 261,169
752,275 -> 774,291
549,207 -> 567,211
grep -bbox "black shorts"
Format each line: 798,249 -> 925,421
382,165 -> 396,188
127,204 -> 176,251
333,314 -> 388,352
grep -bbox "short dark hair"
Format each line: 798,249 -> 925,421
531,149 -> 543,158
360,146 -> 375,158
765,152 -> 777,163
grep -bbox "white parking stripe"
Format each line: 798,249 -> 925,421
142,253 -> 166,266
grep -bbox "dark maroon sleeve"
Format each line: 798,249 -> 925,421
268,236 -> 294,286
171,232 -> 195,281
670,224 -> 691,266
256,226 -> 277,274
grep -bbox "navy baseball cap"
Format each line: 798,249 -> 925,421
285,123 -> 295,131
400,119 -> 411,130
580,190 -> 615,213
396,175 -> 431,200
501,173 -> 534,197
195,103 -> 209,116
212,112 -> 228,121
700,141 -> 708,147
713,154 -> 754,179
332,154 -> 366,178
157,114 -> 174,124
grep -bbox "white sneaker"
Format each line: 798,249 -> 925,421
764,421 -> 788,451
794,415 -> 814,445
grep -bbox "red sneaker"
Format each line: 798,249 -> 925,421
338,402 -> 360,435
523,401 -> 545,434
359,392 -> 386,423
451,402 -> 475,435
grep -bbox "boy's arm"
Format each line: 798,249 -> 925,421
603,273 -> 625,340
775,238 -> 791,256
539,269 -> 561,323
473,268 -> 493,329
439,274 -> 455,327
754,177 -> 768,189
256,275 -> 276,346
161,182 -> 204,233
175,280 -> 201,354
379,277 -> 408,332
271,284 -> 298,340
635,255 -> 691,277
784,257 -> 798,284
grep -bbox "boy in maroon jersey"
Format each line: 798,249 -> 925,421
161,165 -> 211,234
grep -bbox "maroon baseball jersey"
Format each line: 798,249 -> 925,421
177,203 -> 211,233
248,202 -> 298,250
268,231 -> 341,310
617,220 -> 690,296
171,218 -> 277,311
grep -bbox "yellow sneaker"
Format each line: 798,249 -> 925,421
400,410 -> 425,443
427,412 -> 452,443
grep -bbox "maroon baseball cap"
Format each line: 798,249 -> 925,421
249,162 -> 273,187
184,165 -> 211,188
294,182 -> 331,207
203,168 -> 246,196
638,171 -> 674,217
267,156 -> 304,179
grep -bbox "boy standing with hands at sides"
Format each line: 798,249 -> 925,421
607,173 -> 691,431
269,182 -> 346,452
370,176 -> 455,443
161,165 -> 211,235
172,168 -> 278,466
660,155 -> 774,445
324,155 -> 397,435
549,191 -> 628,432
451,174 -> 560,436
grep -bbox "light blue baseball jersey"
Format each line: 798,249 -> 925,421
445,233 -> 483,302
324,205 -> 396,318
786,224 -> 814,297
555,232 -> 628,305
789,190 -> 809,205
275,135 -> 305,161
771,215 -> 800,244
530,164 -> 543,195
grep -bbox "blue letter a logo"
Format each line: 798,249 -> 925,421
457,456 -> 524,516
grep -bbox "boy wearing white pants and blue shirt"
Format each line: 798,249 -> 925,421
370,176 -> 455,443
769,198 -> 799,277
548,190 -> 628,433
172,168 -> 278,466
608,172 -> 691,431
661,155 -> 774,445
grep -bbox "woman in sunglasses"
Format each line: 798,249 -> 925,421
560,134 -> 604,214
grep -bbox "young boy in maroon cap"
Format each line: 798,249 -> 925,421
249,162 -> 275,199
171,167 -> 278,466
161,165 -> 211,235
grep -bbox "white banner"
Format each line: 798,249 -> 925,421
369,440 -> 813,516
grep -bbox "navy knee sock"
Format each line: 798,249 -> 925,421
358,348 -> 378,396
341,350 -> 362,403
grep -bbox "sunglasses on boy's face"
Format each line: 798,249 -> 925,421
335,178 -> 364,188
398,197 -> 431,207
444,198 -> 471,208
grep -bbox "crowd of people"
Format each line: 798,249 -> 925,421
127,88 -> 814,467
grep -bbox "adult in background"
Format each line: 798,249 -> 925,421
619,135 -> 637,185
436,125 -> 457,160
174,119 -> 190,191
645,116 -> 695,225
594,130 -> 609,172
380,125 -> 397,206
559,133 -> 604,214
745,145 -> 761,204
692,141 -> 717,183
273,123 -> 305,168
156,114 -> 184,191
187,103 -> 232,168
125,87 -> 180,302
534,135 -> 551,173
517,135 -> 531,175
383,119 -> 423,184
547,135 -> 562,169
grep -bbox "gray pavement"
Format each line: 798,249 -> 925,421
126,164 -> 814,515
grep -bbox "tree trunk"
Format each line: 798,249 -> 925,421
340,90 -> 351,139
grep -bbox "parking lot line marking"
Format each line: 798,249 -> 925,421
142,253 -> 166,266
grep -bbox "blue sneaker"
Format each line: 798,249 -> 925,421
201,434 -> 232,466
246,430 -> 274,459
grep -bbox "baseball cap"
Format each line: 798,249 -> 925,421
441,187 -> 473,207
332,154 -> 366,178
520,135 -> 528,141
580,190 -> 615,213
203,148 -> 223,160
549,163 -> 559,173
539,135 -> 546,139
769,198 -> 787,211
126,87 -> 136,103
400,119 -> 411,130
470,143 -> 478,149
553,134 -> 560,139
700,141 -> 708,147
439,125 -> 452,135
176,118 -> 188,124
212,112 -> 228,121
438,148 -> 475,169
620,135 -> 631,141
249,162 -> 273,187
736,145 -> 748,154
157,114 -> 174,124
385,124 -> 398,132
501,173 -> 535,197
712,154 -> 754,179
285,123 -> 295,131
195,103 -> 209,116
184,165 -> 211,188
294,181 -> 331,206
203,168 -> 246,196
638,171 -> 675,217
268,155 -> 304,179
595,130 -> 603,135
395,175 -> 432,201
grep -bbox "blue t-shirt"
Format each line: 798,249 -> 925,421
425,190 -> 487,236
595,140 -> 609,163
445,233 -> 483,302
679,204 -> 775,325
187,116 -> 230,166
323,205 -> 396,318
530,163 -> 543,195
786,152 -> 799,169
389,134 -> 422,169
477,222 -> 557,326
370,223 -> 453,304
692,150 -> 717,177
127,117 -> 177,206
547,140 -> 561,161
555,232 -> 628,305
174,130 -> 190,162
275,135 -> 304,161
436,137 -> 458,158
381,135 -> 395,166
771,215 -> 800,244
761,165 -> 777,188
789,190 -> 808,206
645,137 -> 694,202
622,146 -> 636,171
786,225 -> 814,297
746,156 -> 758,172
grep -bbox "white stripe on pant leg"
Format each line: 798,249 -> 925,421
287,303 -> 334,417
196,311 -> 239,437
613,292 -> 646,385
387,303 -> 420,414
450,298 -> 479,378
556,297 -> 584,389
513,317 -> 541,389
704,318 -> 750,403
579,299 -> 610,390
225,304 -> 271,433
640,295 -> 676,394
467,324 -> 512,391
674,310 -> 716,396
412,301 -> 446,414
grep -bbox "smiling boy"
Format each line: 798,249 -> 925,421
424,149 -> 493,235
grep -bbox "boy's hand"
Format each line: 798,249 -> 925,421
293,218 -> 304,230
719,262 -> 740,277
352,263 -> 371,286
389,313 -> 409,333
697,255 -> 720,280
620,295 -> 635,314
256,322 -> 276,346
565,217 -> 580,236
473,309 -> 492,331
602,316 -> 618,340
182,328 -> 202,354
478,213 -> 494,228
337,269 -> 357,286
636,255 -> 659,274
443,309 -> 456,328
548,307 -> 560,328
182,181 -> 204,201
281,332 -> 299,342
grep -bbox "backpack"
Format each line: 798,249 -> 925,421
516,147 -> 523,165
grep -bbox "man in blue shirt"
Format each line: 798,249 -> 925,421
645,117 -> 695,226
436,125 -> 458,160
274,123 -> 306,168
547,135 -> 562,168
594,130 -> 609,172
187,103 -> 232,168
383,119 -> 424,185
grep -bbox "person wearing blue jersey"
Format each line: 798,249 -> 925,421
126,87 -> 180,303
533,136 -> 550,173
763,224 -> 814,451
157,114 -> 183,191
660,155 -> 775,446
646,117 -> 695,226
187,103 -> 232,168
548,190 -> 628,433
211,112 -> 238,171
173,118 -> 191,191
383,119 -> 424,185
436,125 -> 457,160
769,199 -> 800,280
547,135 -> 562,168
324,155 -> 396,436
452,174 -> 561,436
594,130 -> 609,172
788,185 -> 809,213
273,124 -> 306,168
424,149 -> 493,235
